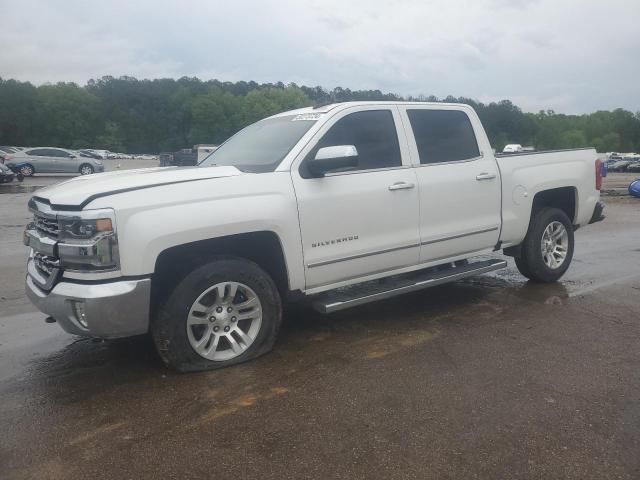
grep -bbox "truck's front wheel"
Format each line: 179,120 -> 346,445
152,257 -> 282,371
515,207 -> 574,283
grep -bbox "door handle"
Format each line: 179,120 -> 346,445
476,173 -> 496,181
388,181 -> 415,191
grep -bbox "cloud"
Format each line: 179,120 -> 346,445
0,0 -> 638,113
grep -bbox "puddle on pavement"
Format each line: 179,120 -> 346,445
0,184 -> 44,194
2,269 -> 576,398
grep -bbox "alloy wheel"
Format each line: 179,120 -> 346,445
186,281 -> 263,361
540,221 -> 569,269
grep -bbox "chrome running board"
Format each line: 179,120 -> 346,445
311,259 -> 507,314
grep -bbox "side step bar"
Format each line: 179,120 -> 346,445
311,259 -> 507,314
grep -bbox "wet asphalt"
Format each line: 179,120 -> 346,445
1,173 -> 639,479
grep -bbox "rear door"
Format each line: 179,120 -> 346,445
291,106 -> 420,290
24,149 -> 51,171
399,106 -> 501,263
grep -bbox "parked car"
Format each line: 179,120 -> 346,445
4,160 -> 28,180
0,162 -> 21,183
502,144 -> 523,153
78,150 -> 103,160
86,149 -> 110,159
609,160 -> 633,172
627,162 -> 640,172
159,148 -> 198,166
23,101 -> 604,371
5,147 -> 105,176
195,144 -> 219,162
0,146 -> 19,155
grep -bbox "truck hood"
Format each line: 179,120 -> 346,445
34,166 -> 243,209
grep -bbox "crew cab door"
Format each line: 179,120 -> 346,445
291,106 -> 420,290
398,106 -> 501,263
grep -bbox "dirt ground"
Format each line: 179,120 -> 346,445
603,172 -> 638,191
0,170 -> 639,479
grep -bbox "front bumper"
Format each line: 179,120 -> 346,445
26,268 -> 151,339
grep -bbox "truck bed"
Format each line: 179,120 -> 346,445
496,147 -> 599,248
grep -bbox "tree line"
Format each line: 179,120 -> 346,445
0,76 -> 639,154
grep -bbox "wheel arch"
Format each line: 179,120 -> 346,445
531,186 -> 577,224
504,186 -> 577,258
152,231 -> 292,314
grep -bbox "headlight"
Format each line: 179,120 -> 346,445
57,209 -> 119,271
59,217 -> 112,240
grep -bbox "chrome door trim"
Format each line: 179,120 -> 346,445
421,226 -> 499,246
306,242 -> 420,269
323,165 -> 411,178
415,154 -> 484,167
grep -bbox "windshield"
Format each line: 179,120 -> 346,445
199,114 -> 317,172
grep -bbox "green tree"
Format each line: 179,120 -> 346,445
1,76 -> 640,154
96,121 -> 125,151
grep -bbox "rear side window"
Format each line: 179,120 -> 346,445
27,149 -> 48,156
407,109 -> 480,164
312,110 -> 402,172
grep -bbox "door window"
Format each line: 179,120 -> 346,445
305,110 -> 402,174
26,149 -> 49,156
50,149 -> 71,158
407,109 -> 480,164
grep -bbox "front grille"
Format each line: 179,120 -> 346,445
34,252 -> 60,276
34,212 -> 59,239
32,252 -> 61,291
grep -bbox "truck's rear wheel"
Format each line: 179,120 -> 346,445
515,207 -> 574,283
152,257 -> 282,371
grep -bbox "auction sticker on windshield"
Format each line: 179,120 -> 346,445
292,113 -> 323,121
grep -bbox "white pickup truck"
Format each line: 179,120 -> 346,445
24,102 -> 605,371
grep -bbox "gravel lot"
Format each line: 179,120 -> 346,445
1,169 -> 639,479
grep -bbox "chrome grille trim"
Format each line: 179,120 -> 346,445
29,254 -> 62,292
34,212 -> 60,239
34,252 -> 60,276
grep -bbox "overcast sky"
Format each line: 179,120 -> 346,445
1,0 -> 638,114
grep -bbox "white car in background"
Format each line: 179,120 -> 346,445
502,144 -> 523,153
87,149 -> 111,159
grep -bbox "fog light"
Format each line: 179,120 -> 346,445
72,301 -> 88,328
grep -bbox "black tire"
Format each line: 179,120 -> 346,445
515,207 -> 574,283
152,256 -> 282,372
514,256 -> 532,278
20,164 -> 34,177
79,163 -> 94,175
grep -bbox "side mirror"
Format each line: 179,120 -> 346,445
308,145 -> 358,177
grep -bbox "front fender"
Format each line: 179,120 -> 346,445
89,173 -> 306,291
